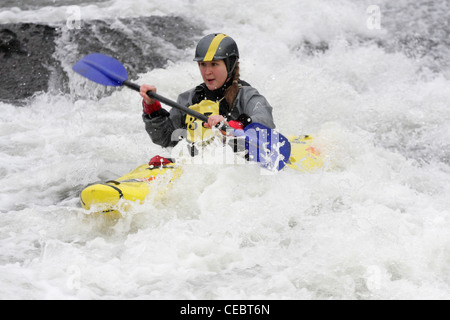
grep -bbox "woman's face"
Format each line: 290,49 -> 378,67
198,60 -> 228,91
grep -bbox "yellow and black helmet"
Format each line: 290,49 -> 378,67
194,33 -> 239,77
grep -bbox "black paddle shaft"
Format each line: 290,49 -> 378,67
123,80 -> 209,123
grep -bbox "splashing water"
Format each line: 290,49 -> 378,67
1,0 -> 450,300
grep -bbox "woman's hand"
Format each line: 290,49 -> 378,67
204,116 -> 244,131
204,115 -> 227,129
139,84 -> 157,105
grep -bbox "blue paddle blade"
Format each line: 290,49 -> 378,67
72,53 -> 128,86
236,123 -> 291,171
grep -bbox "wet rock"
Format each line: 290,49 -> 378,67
0,16 -> 203,105
0,23 -> 58,103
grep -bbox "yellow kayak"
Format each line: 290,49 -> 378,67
80,156 -> 182,218
286,135 -> 323,172
80,136 -> 323,218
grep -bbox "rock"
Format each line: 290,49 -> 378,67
0,16 -> 203,105
0,23 -> 58,103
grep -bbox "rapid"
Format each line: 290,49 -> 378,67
1,0 -> 450,299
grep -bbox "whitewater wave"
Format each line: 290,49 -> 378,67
1,0 -> 450,300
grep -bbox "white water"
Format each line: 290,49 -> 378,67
1,0 -> 450,300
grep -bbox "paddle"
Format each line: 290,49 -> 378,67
72,53 -> 291,171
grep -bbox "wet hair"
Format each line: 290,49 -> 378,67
224,62 -> 240,110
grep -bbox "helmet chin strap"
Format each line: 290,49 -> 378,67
226,58 -> 238,79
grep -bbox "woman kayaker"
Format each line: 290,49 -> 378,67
139,33 -> 276,149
